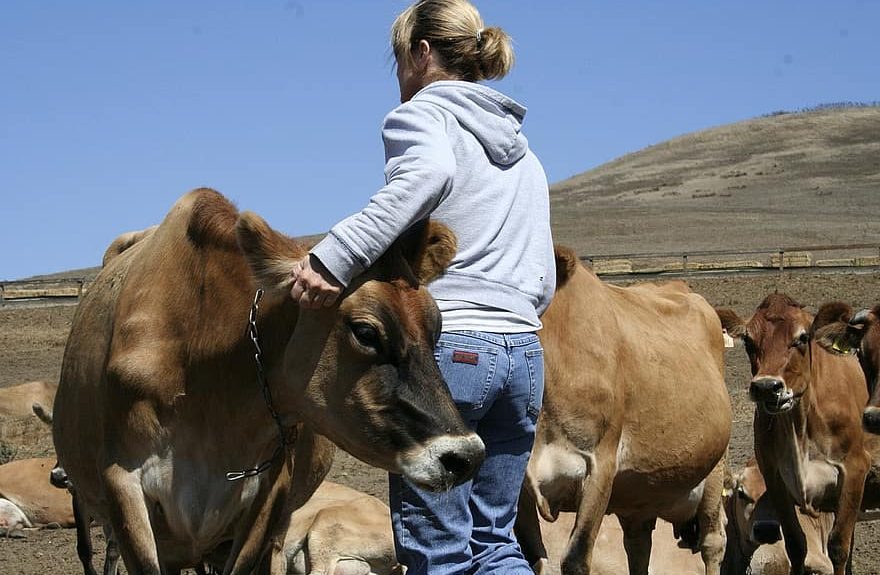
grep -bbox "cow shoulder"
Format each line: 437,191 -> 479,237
106,188 -> 252,408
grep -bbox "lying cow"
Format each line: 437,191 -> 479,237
717,293 -> 871,575
0,380 -> 57,419
812,301 -> 880,433
0,457 -> 74,532
723,458 -> 833,575
517,246 -> 731,575
277,481 -> 401,575
52,188 -> 484,575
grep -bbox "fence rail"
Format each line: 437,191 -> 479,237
581,242 -> 880,276
2,243 -> 879,302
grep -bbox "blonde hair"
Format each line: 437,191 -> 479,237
391,0 -> 514,82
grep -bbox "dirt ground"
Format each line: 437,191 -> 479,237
2,268 -> 880,574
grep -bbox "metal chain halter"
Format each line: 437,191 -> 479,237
226,288 -> 296,481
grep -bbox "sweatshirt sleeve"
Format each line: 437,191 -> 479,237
310,101 -> 456,286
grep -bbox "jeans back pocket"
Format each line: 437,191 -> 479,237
435,341 -> 499,412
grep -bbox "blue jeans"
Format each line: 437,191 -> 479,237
390,331 -> 545,575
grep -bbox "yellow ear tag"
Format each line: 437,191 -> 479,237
722,487 -> 734,497
722,329 -> 735,348
831,340 -> 852,354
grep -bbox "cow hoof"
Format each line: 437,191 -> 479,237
751,519 -> 782,544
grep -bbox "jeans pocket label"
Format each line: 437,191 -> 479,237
452,350 -> 479,365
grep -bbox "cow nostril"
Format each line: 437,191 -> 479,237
440,452 -> 476,480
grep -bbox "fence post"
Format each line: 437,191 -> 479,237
0,284 -> 4,303
682,254 -> 688,272
77,280 -> 84,300
778,250 -> 785,273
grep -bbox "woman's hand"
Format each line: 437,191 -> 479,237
290,254 -> 343,309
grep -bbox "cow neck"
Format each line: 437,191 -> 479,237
226,288 -> 298,481
755,341 -> 820,509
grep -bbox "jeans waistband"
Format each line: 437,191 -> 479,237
443,330 -> 540,348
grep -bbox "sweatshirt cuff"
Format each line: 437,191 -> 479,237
309,232 -> 367,287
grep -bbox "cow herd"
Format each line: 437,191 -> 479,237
1,187 -> 879,575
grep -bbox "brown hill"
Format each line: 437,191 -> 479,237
15,107 -> 880,283
550,106 -> 880,258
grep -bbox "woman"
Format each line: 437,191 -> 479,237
290,1 -> 554,573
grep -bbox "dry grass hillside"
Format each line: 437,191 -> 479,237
13,106 -> 880,283
551,106 -> 880,258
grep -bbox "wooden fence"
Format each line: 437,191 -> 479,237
2,243 -> 879,302
582,243 -> 880,276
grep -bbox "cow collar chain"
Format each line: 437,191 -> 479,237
226,288 -> 297,481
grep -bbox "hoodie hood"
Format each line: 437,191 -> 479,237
413,80 -> 529,165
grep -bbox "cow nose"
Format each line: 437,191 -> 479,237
751,519 -> 782,544
441,435 -> 485,484
750,377 -> 784,398
863,407 -> 880,434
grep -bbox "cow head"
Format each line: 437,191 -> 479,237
725,459 -> 781,551
717,293 -> 816,415
814,302 -> 880,433
236,213 -> 484,491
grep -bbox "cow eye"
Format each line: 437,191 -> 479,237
792,333 -> 810,348
350,322 -> 382,351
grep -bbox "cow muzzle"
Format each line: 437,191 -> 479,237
750,377 -> 798,414
396,433 -> 485,491
751,519 -> 782,545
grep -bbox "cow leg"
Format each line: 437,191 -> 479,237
827,452 -> 869,575
561,448 -> 618,575
103,524 -> 121,575
514,479 -> 550,573
696,458 -> 727,575
223,452 -> 293,575
103,464 -> 162,575
71,491 -> 99,575
762,473 -> 807,575
618,516 -> 655,575
226,427 -> 334,575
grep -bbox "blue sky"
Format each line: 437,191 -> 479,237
2,1 -> 878,280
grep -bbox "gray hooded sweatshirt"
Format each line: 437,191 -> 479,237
311,80 -> 555,331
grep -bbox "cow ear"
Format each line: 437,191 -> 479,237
813,301 -> 863,355
812,302 -> 854,333
553,245 -> 580,288
715,308 -> 746,338
236,211 -> 309,292
397,219 -> 457,285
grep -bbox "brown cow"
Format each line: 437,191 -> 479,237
52,188 -> 484,575
0,380 -> 57,419
813,301 -> 880,433
717,293 -> 871,575
0,457 -> 75,529
517,246 -> 731,575
723,458 -> 834,575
